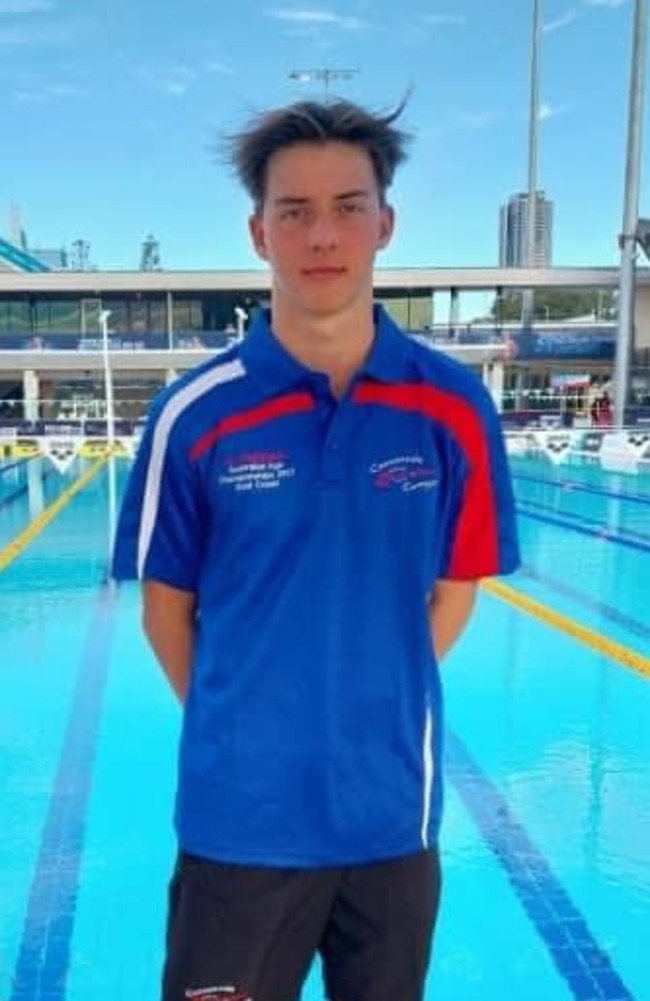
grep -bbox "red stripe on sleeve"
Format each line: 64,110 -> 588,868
353,382 -> 499,576
189,391 -> 315,460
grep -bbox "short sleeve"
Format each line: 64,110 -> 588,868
439,386 -> 520,580
111,399 -> 204,591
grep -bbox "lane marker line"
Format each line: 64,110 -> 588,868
482,578 -> 650,680
517,503 -> 650,554
513,469 -> 650,506
447,730 -> 638,1001
9,582 -> 117,1001
0,458 -> 107,574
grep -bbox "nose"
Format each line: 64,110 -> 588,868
307,211 -> 339,250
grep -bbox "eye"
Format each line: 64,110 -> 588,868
280,205 -> 307,221
339,201 -> 363,215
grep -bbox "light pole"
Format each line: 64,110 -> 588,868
288,68 -> 359,94
234,307 -> 248,341
522,0 -> 543,329
99,309 -> 115,452
100,308 -> 118,561
614,0 -> 647,428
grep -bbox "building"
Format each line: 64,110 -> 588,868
499,191 -> 553,267
1,265 -> 647,428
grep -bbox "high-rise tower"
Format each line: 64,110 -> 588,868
499,191 -> 553,267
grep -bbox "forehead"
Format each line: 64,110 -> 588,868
263,140 -> 379,200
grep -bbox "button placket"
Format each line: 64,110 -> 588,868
320,399 -> 349,483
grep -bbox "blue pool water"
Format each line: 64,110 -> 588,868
1,453 -> 648,1001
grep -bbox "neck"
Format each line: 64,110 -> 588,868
270,298 -> 375,398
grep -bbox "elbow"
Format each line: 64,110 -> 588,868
142,603 -> 157,647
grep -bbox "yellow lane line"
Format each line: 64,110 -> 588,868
3,457 -> 649,683
482,578 -> 650,681
0,458 -> 107,574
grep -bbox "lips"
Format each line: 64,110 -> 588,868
302,266 -> 346,277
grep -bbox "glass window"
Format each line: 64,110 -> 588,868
80,298 -> 102,335
380,296 -> 408,328
103,300 -> 129,334
130,300 -> 148,333
408,295 -> 433,330
49,300 -> 81,333
14,300 -> 32,333
0,300 -> 31,341
173,298 -> 203,331
149,299 -> 167,333
376,291 -> 433,331
34,301 -> 51,334
0,303 -> 10,334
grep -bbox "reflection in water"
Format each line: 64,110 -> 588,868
27,456 -> 45,520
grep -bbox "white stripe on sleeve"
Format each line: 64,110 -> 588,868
137,358 -> 246,578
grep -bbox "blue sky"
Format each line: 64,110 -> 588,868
0,0 -> 642,272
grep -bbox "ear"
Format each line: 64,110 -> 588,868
376,204 -> 395,250
248,213 -> 269,261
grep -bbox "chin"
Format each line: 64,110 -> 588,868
297,286 -> 367,316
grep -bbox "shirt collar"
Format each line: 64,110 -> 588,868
239,309 -> 311,392
239,304 -> 410,393
360,304 -> 411,383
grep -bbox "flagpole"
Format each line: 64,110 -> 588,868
614,0 -> 647,428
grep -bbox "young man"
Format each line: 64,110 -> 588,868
112,99 -> 520,1001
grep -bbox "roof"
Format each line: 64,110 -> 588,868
0,237 -> 50,274
0,264 -> 637,295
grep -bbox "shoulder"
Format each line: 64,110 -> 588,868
404,336 -> 498,424
156,345 -> 247,412
151,344 -> 248,422
142,345 -> 251,458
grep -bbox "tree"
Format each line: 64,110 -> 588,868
490,290 -> 617,322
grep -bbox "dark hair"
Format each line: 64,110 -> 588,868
224,98 -> 411,210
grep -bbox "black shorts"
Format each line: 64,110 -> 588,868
162,849 -> 441,1001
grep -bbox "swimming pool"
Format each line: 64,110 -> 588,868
1,452 -> 648,1001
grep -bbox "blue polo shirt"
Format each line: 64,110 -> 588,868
112,305 -> 520,867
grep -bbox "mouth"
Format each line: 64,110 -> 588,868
302,266 -> 346,279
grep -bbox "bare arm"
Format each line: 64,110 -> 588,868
428,579 -> 479,663
142,579 -> 197,702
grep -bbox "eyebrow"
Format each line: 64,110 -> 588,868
335,190 -> 372,201
272,190 -> 373,206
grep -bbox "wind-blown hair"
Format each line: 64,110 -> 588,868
224,98 -> 411,210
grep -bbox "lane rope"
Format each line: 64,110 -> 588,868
0,457 -> 107,574
482,577 -> 650,681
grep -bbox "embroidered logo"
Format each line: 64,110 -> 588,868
218,450 -> 296,492
369,454 -> 438,493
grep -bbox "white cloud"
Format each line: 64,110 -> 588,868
0,0 -> 53,11
539,101 -> 569,120
544,9 -> 580,33
204,60 -> 233,75
267,8 -> 365,30
459,110 -> 500,129
13,82 -> 88,102
138,64 -> 197,97
423,14 -> 466,27
453,101 -> 568,133
0,23 -> 67,43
